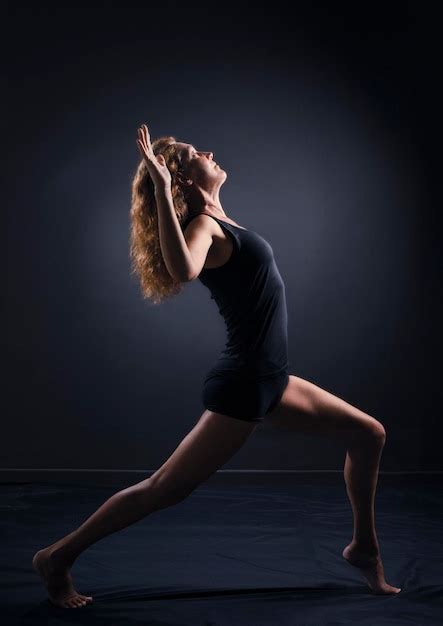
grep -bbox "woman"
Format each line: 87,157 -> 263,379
32,124 -> 401,608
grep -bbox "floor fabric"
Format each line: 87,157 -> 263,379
1,474 -> 441,625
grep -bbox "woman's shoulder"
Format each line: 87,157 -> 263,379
182,212 -> 221,236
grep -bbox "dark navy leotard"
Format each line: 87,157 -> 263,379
182,211 -> 290,421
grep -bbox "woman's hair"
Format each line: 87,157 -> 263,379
129,136 -> 190,305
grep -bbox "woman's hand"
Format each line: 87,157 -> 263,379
137,124 -> 172,190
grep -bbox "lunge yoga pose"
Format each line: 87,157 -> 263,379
32,124 -> 401,608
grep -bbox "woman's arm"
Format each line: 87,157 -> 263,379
136,124 -> 194,282
154,185 -> 195,282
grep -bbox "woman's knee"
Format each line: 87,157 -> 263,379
373,420 -> 387,445
136,476 -> 192,508
359,417 -> 387,447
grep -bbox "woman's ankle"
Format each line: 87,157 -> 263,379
350,538 -> 380,556
49,534 -> 79,568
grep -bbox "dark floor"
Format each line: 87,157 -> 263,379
1,473 -> 442,625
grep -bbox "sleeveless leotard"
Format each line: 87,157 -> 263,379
182,212 -> 290,382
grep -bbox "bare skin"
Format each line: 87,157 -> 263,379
137,123 -> 229,221
267,375 -> 401,595
32,375 -> 401,606
32,125 -> 400,606
32,548 -> 93,608
32,412 -> 257,607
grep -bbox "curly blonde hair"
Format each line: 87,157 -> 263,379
129,136 -> 191,305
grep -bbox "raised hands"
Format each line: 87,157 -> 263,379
137,124 -> 172,190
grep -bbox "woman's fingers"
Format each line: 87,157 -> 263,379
136,139 -> 146,158
136,126 -> 171,187
140,124 -> 152,150
138,125 -> 155,159
138,127 -> 147,149
137,132 -> 149,158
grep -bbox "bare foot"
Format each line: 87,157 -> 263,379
32,547 -> 93,608
342,542 -> 401,595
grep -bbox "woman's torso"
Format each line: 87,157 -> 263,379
182,211 -> 289,381
197,214 -> 246,270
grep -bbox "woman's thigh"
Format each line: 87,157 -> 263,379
147,410 -> 257,500
265,374 -> 386,442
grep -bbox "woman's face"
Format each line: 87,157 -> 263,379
177,142 -> 227,189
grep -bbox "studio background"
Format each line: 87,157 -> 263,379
4,1 -> 441,474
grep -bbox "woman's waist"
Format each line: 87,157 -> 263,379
205,356 -> 289,382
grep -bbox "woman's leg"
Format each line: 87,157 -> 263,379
265,374 -> 401,595
32,411 -> 257,608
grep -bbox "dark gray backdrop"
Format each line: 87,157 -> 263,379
4,2 -> 441,472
